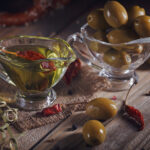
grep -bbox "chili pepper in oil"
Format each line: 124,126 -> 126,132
63,58 -> 81,85
1,49 -> 56,71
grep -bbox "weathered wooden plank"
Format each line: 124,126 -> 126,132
33,69 -> 150,150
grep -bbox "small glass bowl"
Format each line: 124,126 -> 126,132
0,36 -> 76,110
68,23 -> 150,91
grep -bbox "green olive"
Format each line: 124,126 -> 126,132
89,31 -> 110,53
134,15 -> 150,37
82,120 -> 106,146
104,49 -> 122,68
107,29 -> 138,44
125,44 -> 144,54
104,1 -> 128,28
86,97 -> 118,120
87,9 -> 110,30
106,29 -> 139,51
128,5 -> 145,24
103,49 -> 131,68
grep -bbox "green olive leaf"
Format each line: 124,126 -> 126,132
0,99 -> 18,150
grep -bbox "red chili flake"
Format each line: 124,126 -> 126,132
63,59 -> 81,85
42,104 -> 62,116
111,96 -> 117,100
124,105 -> 144,131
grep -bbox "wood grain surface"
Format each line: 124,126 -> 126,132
31,69 -> 150,150
0,0 -> 150,150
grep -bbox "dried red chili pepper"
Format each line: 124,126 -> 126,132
0,0 -> 51,26
17,50 -> 56,71
1,49 -> 56,72
0,0 -> 71,27
41,61 -> 56,71
122,80 -> 144,131
42,104 -> 62,116
124,105 -> 144,131
63,58 -> 81,85
16,50 -> 45,60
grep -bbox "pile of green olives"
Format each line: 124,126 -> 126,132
87,1 -> 150,68
82,97 -> 118,146
86,97 -> 118,120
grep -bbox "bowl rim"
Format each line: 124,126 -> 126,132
81,23 -> 150,46
0,35 -> 76,67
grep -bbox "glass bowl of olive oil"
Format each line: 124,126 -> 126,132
0,36 -> 76,110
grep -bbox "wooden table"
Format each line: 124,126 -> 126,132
0,0 -> 150,150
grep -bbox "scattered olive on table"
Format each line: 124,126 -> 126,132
82,120 -> 106,146
86,97 -> 118,121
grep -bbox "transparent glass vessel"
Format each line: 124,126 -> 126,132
0,36 -> 76,110
68,23 -> 150,91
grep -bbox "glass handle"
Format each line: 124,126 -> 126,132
67,32 -> 102,70
0,65 -> 16,86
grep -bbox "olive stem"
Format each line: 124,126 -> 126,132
103,118 -> 113,126
124,81 -> 136,105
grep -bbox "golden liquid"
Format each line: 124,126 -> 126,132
0,45 -> 66,93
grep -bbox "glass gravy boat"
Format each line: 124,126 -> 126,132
0,36 -> 76,110
68,23 -> 150,91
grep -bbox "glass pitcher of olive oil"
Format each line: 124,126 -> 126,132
0,36 -> 76,110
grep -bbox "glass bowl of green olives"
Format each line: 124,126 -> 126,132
68,1 -> 150,91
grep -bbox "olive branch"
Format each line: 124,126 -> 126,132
0,99 -> 18,150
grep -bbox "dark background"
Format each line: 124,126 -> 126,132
0,0 -> 149,38
0,0 -> 149,13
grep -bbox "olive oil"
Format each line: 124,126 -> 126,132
0,45 -> 67,93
